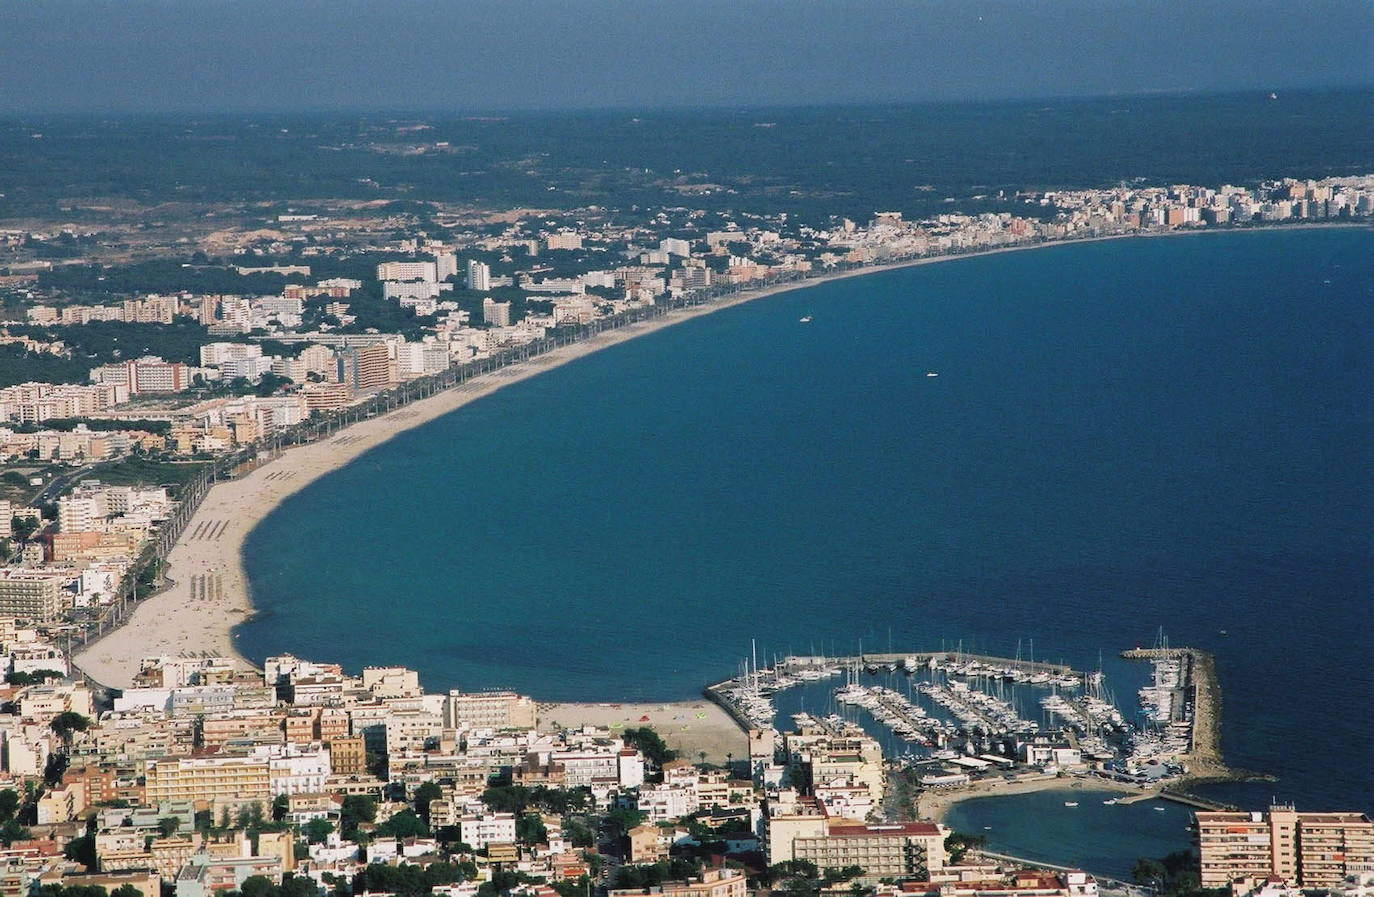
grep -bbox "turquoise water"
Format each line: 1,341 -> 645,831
241,228 -> 1374,821
944,789 -> 1196,880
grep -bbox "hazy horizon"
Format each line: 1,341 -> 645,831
2,0 -> 1370,114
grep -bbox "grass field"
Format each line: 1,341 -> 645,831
73,457 -> 210,497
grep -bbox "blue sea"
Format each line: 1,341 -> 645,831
944,790 -> 1196,881
241,228 -> 1373,840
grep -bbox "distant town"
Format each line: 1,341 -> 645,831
0,173 -> 1369,897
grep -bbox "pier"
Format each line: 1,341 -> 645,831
1120,646 -> 1223,771
858,652 -> 1076,676
704,650 -> 1081,733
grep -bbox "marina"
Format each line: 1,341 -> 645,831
706,638 -> 1237,803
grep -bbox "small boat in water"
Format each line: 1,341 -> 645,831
799,316 -> 813,323
1064,802 -> 1079,807
926,371 -> 939,378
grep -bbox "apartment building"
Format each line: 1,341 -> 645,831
377,261 -> 437,282
1197,807 -> 1374,889
457,813 -> 516,850
335,345 -> 391,392
443,690 -> 537,730
0,570 -> 68,622
144,755 -> 272,807
793,822 -> 948,883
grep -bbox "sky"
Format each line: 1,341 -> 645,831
0,0 -> 1370,113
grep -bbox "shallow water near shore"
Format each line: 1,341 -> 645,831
241,227 -> 1374,815
944,789 -> 1195,880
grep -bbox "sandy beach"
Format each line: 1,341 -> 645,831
74,250 -> 979,689
916,775 -> 1147,822
538,701 -> 748,765
74,224 -> 1352,693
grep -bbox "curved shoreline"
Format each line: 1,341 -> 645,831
72,222 -> 1364,692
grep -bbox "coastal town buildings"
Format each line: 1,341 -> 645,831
1196,806 -> 1374,890
0,170 -> 1371,897
794,821 -> 948,882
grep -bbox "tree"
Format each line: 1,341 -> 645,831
607,806 -> 645,832
822,866 -> 865,884
272,793 -> 290,822
240,876 -> 276,897
157,817 -> 181,838
763,860 -> 820,888
481,784 -> 530,815
304,818 -> 334,844
621,727 -> 678,766
236,802 -> 265,830
279,876 -> 318,897
944,831 -> 986,865
1132,858 -> 1168,887
551,878 -> 593,897
373,808 -> 427,840
353,862 -> 473,897
5,669 -> 62,686
64,834 -> 96,869
609,859 -> 702,890
38,886 -> 109,897
11,516 -> 39,542
110,885 -> 142,897
564,818 -> 595,848
413,782 -> 443,824
50,711 -> 92,744
255,372 -> 292,397
0,818 -> 31,846
0,789 -> 19,822
515,813 -> 547,845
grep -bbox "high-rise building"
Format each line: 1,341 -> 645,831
376,261 -> 437,282
1197,807 -> 1374,890
89,357 -> 191,395
434,252 -> 458,281
0,570 -> 67,622
466,260 -> 491,292
482,297 -> 512,327
58,497 -> 100,533
335,345 -> 391,392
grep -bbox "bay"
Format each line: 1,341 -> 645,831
241,227 -> 1374,816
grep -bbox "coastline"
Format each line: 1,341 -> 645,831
72,221 -> 1365,695
73,238 -> 1054,689
917,776 -> 1146,823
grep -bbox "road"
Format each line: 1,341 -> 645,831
30,463 -> 96,505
